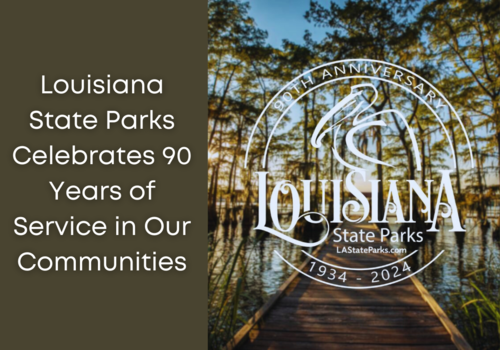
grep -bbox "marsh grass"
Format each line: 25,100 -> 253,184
450,269 -> 500,349
208,234 -> 263,349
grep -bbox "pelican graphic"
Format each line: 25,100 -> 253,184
311,83 -> 421,172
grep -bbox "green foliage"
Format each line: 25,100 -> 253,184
208,237 -> 247,349
208,234 -> 264,349
450,270 -> 500,349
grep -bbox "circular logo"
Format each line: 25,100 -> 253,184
245,59 -> 473,289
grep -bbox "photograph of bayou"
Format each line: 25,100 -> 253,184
208,0 -> 500,349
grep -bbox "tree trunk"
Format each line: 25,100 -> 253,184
303,96 -> 310,180
376,114 -> 386,229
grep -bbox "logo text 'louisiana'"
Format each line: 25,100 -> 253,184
255,169 -> 464,247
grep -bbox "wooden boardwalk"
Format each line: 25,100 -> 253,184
226,221 -> 471,350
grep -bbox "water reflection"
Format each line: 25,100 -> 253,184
388,218 -> 500,307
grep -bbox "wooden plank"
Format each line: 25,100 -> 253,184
255,324 -> 449,335
288,281 -> 419,291
265,314 -> 443,327
243,340 -> 458,350
275,296 -> 426,307
285,287 -> 423,298
268,305 -> 437,316
248,329 -> 453,345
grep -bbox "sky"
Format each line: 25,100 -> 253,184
247,0 -> 342,48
